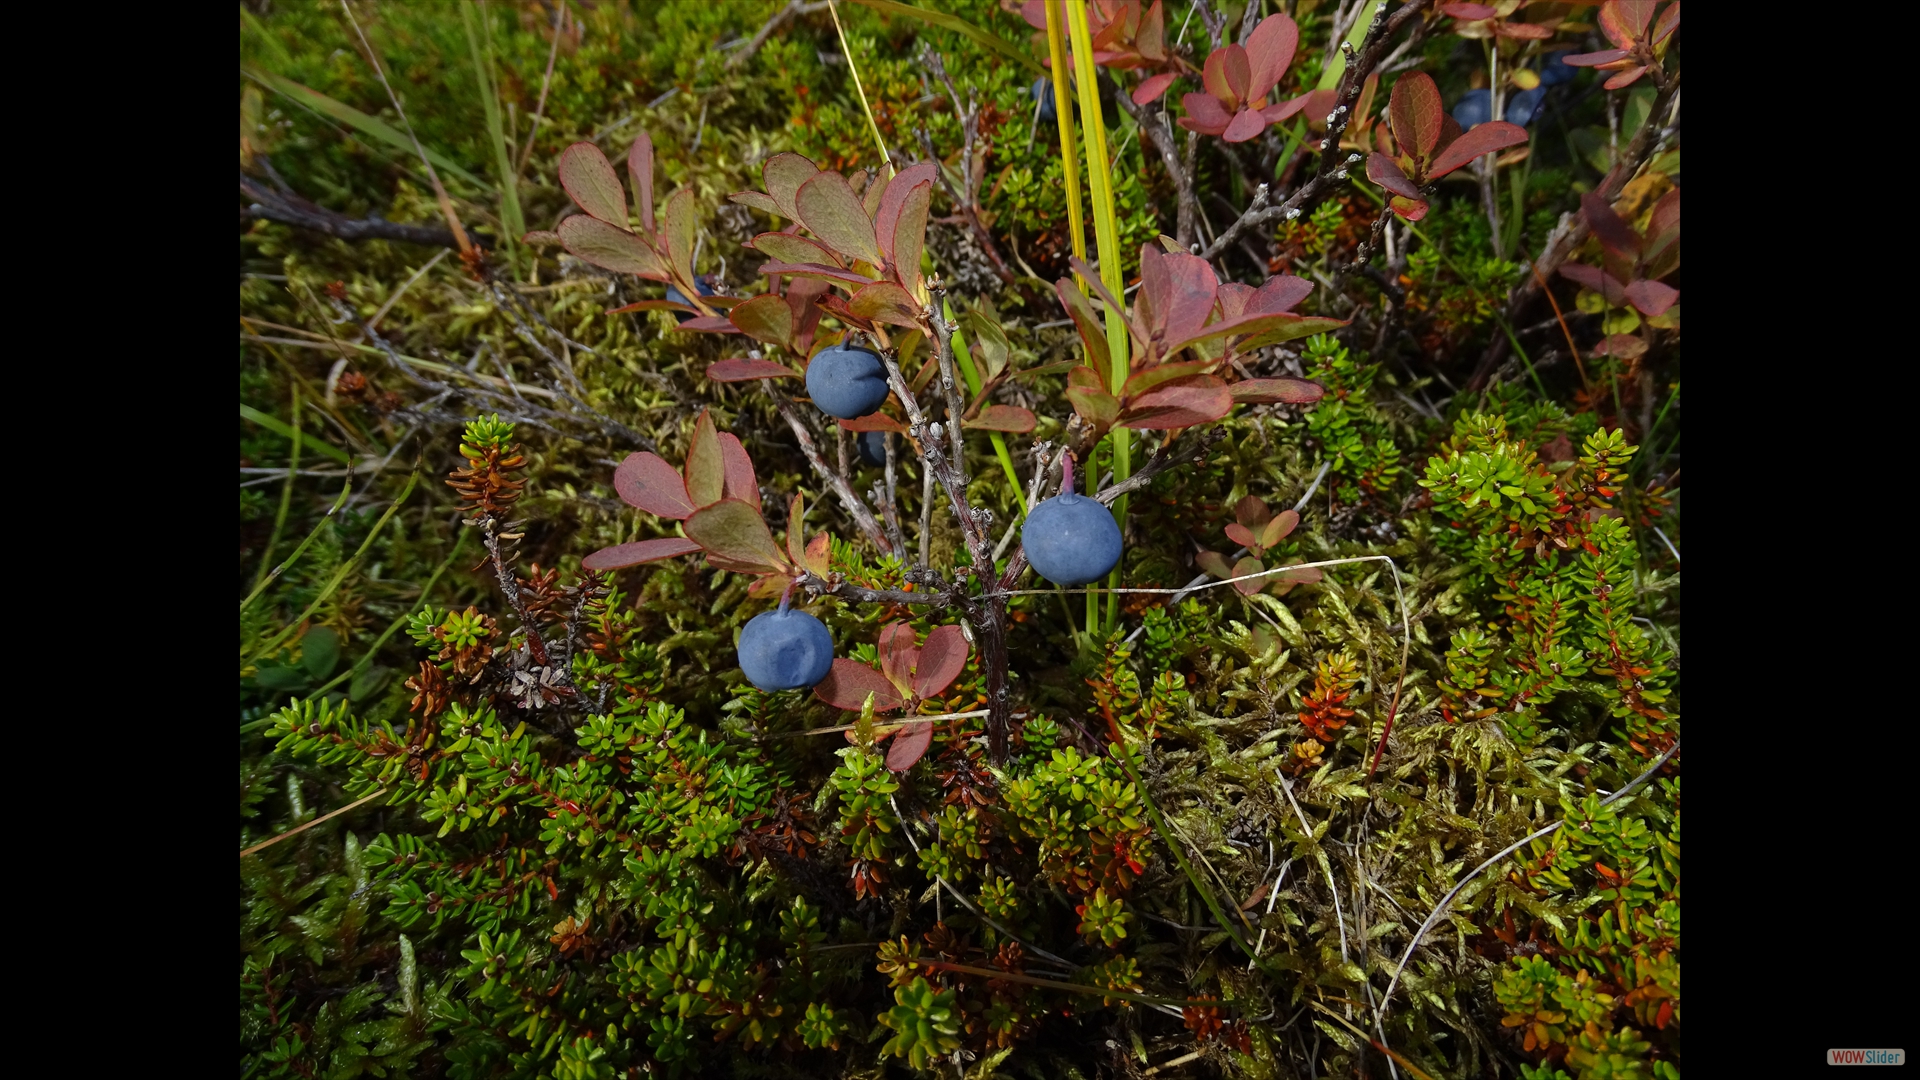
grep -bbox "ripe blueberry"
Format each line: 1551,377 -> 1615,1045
856,430 -> 887,466
664,275 -> 717,324
1539,51 -> 1579,88
805,343 -> 891,420
737,607 -> 834,691
1505,86 -> 1544,128
1021,455 -> 1122,587
1453,89 -> 1492,129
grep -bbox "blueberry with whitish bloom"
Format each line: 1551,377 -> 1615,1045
856,430 -> 887,466
1454,88 -> 1492,129
1505,86 -> 1545,128
736,599 -> 834,691
1021,453 -> 1123,587
805,342 -> 892,420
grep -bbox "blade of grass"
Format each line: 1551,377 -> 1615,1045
310,529 -> 471,698
829,0 -> 892,174
846,0 -> 1044,77
337,1 -> 476,258
1318,0 -> 1385,90
1065,1 -> 1132,632
241,404 -> 353,466
944,301 -> 1026,517
244,469 -> 421,667
253,387 -> 303,594
241,475 -> 356,616
243,68 -> 491,192
461,0 -> 524,269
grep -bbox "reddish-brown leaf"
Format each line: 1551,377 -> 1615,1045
1055,280 -> 1112,372
889,181 -> 932,289
707,359 -> 799,382
614,452 -> 696,520
1224,522 -> 1259,549
1440,2 -> 1496,17
786,493 -> 808,569
674,316 -> 739,333
627,131 -> 656,233
804,532 -> 832,577
815,659 -> 907,712
878,622 -> 919,696
752,232 -> 844,268
684,499 -> 790,574
1495,21 -> 1553,40
1426,121 -> 1529,179
728,191 -> 781,215
718,434 -> 758,503
1245,273 -> 1314,315
521,229 -> 562,246
1367,152 -> 1422,200
838,413 -> 910,434
1234,494 -> 1271,529
1133,71 -> 1178,105
1122,358 -> 1217,398
1228,377 -> 1325,404
1602,66 -> 1648,91
762,151 -> 819,220
755,261 -> 876,289
559,215 -> 666,278
1651,1 -> 1681,45
1390,72 -> 1446,165
795,171 -> 883,267
1231,555 -> 1267,596
1065,365 -> 1122,427
1223,107 -> 1267,143
727,294 -> 795,349
1261,509 -> 1300,547
874,163 -> 937,253
1194,550 -> 1234,578
1179,92 -> 1233,135
1600,0 -> 1658,47
1581,192 -> 1643,259
581,537 -> 702,571
914,625 -> 970,699
1389,195 -> 1429,221
558,142 -> 628,226
1563,48 -> 1631,67
1137,0 -> 1166,60
885,721 -> 934,772
1589,333 -> 1649,360
850,281 -> 923,328
1202,46 -> 1240,110
1243,13 -> 1299,99
963,405 -> 1038,433
1623,279 -> 1678,317
1120,376 -> 1233,429
1558,263 -> 1628,306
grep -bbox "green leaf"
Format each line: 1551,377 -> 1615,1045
239,404 -> 352,465
557,215 -> 666,278
727,294 -> 795,350
684,410 -> 726,508
684,500 -> 790,574
301,627 -> 341,679
796,172 -> 883,268
244,69 -> 489,192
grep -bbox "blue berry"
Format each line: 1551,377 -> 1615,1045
1031,78 -> 1058,124
1453,89 -> 1492,129
1022,491 -> 1123,587
737,608 -> 834,691
664,275 -> 717,324
1539,50 -> 1578,87
1505,86 -> 1545,128
856,430 -> 887,466
805,343 -> 891,420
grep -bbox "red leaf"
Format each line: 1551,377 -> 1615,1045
885,721 -> 934,772
795,171 -> 883,267
1589,333 -> 1648,360
761,151 -> 819,221
1389,72 -> 1446,165
1426,121 -> 1529,179
788,277 -> 829,355
1178,92 -> 1233,135
1495,21 -> 1553,40
1366,152 -> 1422,200
673,316 -> 739,333
1245,273 -> 1314,315
1389,195 -> 1429,221
964,405 -> 1038,433
1161,252 -> 1222,344
1600,0 -> 1658,48
850,281 -> 923,328
684,499 -> 790,574
875,162 -> 939,256
1234,495 -> 1271,529
1557,263 -> 1629,306
728,293 -> 796,349
1581,192 -> 1642,259
1243,14 -> 1299,100
914,625 -> 970,699
627,131 -> 656,234
718,434 -> 758,503
1123,358 -> 1217,399
1055,279 -> 1112,373
1562,48 -> 1631,67
755,261 -> 876,289
1623,279 -> 1678,317
1224,522 -> 1258,549
1652,1 -> 1681,45
581,537 -> 701,571
1019,0 -> 1048,30
1259,93 -> 1311,125
1223,107 -> 1267,143
1602,66 -> 1648,91
1439,2 -> 1496,17
889,181 -> 932,289
1120,376 -> 1233,429
879,622 -> 919,695
558,215 -> 666,278
613,452 -> 696,519
814,659 -> 907,712
1228,377 -> 1325,404
1261,509 -> 1300,547
1133,72 -> 1178,105
838,413 -> 910,434
557,142 -> 627,226
1231,555 -> 1266,596
707,359 -> 799,382
1064,366 -> 1121,428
